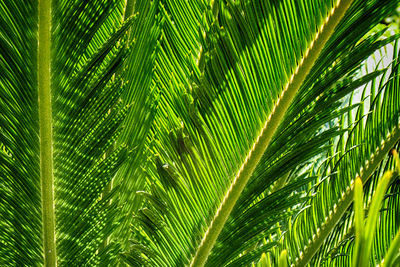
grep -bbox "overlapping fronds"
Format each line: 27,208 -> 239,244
1,0 -> 399,266
111,1 -> 161,263
129,0 -> 400,266
287,35 -> 400,266
313,144 -> 400,267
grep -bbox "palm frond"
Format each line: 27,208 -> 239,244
0,0 -> 136,264
287,36 -> 400,266
0,1 -> 40,265
128,0 -> 399,266
111,0 -> 161,262
1,0 -> 399,266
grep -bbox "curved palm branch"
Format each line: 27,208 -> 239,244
130,0 -> 399,266
287,40 -> 400,266
1,0 -> 399,266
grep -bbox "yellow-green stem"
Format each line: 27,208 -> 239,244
279,250 -> 289,267
38,0 -> 56,265
382,228 -> 400,266
294,125 -> 400,267
189,0 -> 353,266
352,177 -> 365,266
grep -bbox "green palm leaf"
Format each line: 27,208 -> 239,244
288,39 -> 400,266
1,0 -> 399,266
0,0 -> 139,265
130,0 -> 399,266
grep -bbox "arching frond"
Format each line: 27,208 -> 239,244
287,38 -> 400,266
1,0 -> 399,266
130,0 -> 400,266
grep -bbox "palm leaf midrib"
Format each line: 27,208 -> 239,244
35,1 -> 132,265
190,0 -> 354,265
37,0 -> 56,264
2,0 -> 399,266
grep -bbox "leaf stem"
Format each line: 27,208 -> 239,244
38,0 -> 56,265
189,0 -> 353,266
294,125 -> 400,267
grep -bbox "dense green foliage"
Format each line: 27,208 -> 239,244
1,0 -> 400,266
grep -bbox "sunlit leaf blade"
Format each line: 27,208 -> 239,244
111,0 -> 162,262
0,0 -> 399,266
288,32 -> 400,266
128,0 -> 399,266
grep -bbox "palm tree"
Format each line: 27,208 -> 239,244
1,0 -> 399,266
